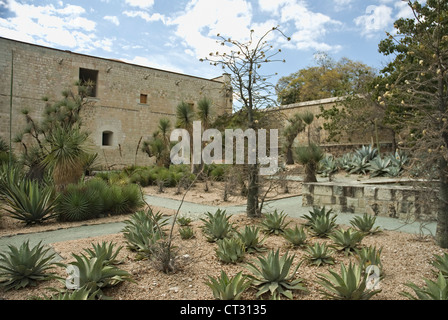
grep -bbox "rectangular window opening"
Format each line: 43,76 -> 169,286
140,94 -> 148,104
79,68 -> 99,97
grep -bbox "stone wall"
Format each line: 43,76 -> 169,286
302,182 -> 438,222
268,97 -> 395,156
0,37 -> 233,168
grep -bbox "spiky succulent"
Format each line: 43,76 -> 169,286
317,262 -> 382,300
205,271 -> 252,300
260,210 -> 290,235
0,241 -> 59,291
83,241 -> 124,266
216,237 -> 246,264
401,273 -> 448,300
246,249 -> 307,300
350,213 -> 382,235
329,228 -> 365,255
282,225 -> 307,247
305,242 -> 335,267
236,225 -> 266,254
200,209 -> 234,242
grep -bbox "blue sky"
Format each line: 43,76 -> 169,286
0,0 -> 415,89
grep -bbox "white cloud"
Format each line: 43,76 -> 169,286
0,0 -> 113,53
168,0 -> 253,59
124,0 -> 154,9
259,0 -> 342,52
104,15 -> 120,26
354,4 -> 394,38
123,10 -> 166,23
122,55 -> 185,74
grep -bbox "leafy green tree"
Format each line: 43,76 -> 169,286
276,54 -> 376,105
376,0 -> 448,247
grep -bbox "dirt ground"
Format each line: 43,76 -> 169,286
0,177 -> 447,301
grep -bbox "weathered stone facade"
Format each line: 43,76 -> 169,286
0,37 -> 233,168
269,97 -> 395,156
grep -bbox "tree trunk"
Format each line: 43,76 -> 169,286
246,163 -> 260,218
304,163 -> 318,183
286,148 -> 295,165
437,157 -> 448,249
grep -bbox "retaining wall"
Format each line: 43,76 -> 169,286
302,182 -> 438,221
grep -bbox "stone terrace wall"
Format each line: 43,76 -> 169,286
302,182 -> 438,222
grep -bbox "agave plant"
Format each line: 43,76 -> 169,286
1,176 -> 58,225
305,242 -> 336,267
236,225 -> 266,254
367,157 -> 392,178
261,210 -> 290,235
355,245 -> 383,274
329,228 -> 365,255
200,209 -> 235,242
401,273 -> 448,300
0,241 -> 59,291
282,225 -> 307,247
350,213 -> 382,235
431,253 -> 448,279
122,209 -> 168,259
44,286 -> 100,300
179,226 -> 195,240
318,155 -> 339,177
349,155 -> 370,175
216,237 -> 246,264
83,242 -> 124,266
317,262 -> 382,300
303,207 -> 338,238
355,145 -> 378,162
65,253 -> 134,299
246,249 -> 307,300
205,271 -> 252,300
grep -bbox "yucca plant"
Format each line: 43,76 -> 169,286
401,273 -> 448,300
0,241 -> 59,291
294,143 -> 324,183
305,242 -> 335,267
216,237 -> 246,264
200,209 -> 235,242
65,253 -> 134,299
1,177 -> 58,225
260,210 -> 290,235
329,228 -> 365,255
179,226 -> 195,240
246,249 -> 307,300
237,225 -> 266,254
205,271 -> 252,300
431,253 -> 448,279
83,242 -> 124,266
317,262 -> 382,300
282,225 -> 307,247
350,213 -> 382,235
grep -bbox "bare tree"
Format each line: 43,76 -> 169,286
201,27 -> 290,218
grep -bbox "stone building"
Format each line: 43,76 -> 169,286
0,37 -> 233,168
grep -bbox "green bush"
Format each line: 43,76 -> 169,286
56,183 -> 103,222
